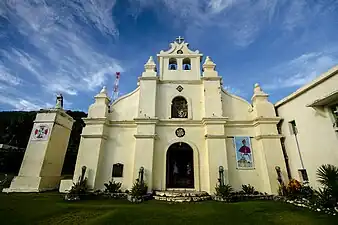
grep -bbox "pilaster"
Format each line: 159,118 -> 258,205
72,118 -> 109,190
138,56 -> 158,118
202,118 -> 228,193
69,86 -> 110,191
251,84 -> 287,194
132,118 -> 158,191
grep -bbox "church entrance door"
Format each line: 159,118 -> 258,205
166,142 -> 194,189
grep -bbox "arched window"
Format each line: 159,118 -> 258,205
171,96 -> 188,118
169,58 -> 177,70
183,58 -> 191,70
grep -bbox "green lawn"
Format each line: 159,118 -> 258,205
0,192 -> 336,225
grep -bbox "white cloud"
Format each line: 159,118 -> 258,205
129,0 -> 338,47
263,52 -> 338,90
0,95 -> 49,111
0,64 -> 22,86
223,85 -> 245,97
0,0 -> 123,110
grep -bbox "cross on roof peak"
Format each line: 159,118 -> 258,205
176,36 -> 184,44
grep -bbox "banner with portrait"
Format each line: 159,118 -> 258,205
233,136 -> 254,169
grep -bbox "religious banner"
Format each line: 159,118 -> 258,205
233,136 -> 254,169
31,124 -> 51,141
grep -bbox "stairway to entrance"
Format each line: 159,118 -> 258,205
153,190 -> 211,202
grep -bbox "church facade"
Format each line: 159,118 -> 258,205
60,37 -> 287,194
6,37 -> 308,195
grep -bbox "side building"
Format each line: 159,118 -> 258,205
275,66 -> 338,189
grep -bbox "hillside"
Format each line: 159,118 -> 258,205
0,110 -> 87,175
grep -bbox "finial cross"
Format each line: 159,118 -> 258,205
176,36 -> 184,44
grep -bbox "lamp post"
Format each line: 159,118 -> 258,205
219,166 -> 224,186
139,166 -> 144,183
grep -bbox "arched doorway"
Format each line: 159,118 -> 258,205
166,142 -> 194,188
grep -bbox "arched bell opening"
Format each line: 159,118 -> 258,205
183,58 -> 191,70
169,58 -> 177,70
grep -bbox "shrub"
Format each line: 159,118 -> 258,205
287,179 -> 302,195
65,166 -> 88,200
315,187 -> 336,208
242,184 -> 255,194
130,179 -> 148,198
316,164 -> 338,202
67,177 -> 88,199
299,185 -> 315,200
278,179 -> 303,199
215,184 -> 233,198
316,164 -> 338,207
278,183 -> 288,196
104,179 -> 122,193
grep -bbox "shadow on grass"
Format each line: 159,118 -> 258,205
0,192 -> 336,225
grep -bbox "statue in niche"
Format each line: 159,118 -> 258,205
171,96 -> 188,118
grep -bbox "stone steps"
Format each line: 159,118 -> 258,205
154,190 -> 211,202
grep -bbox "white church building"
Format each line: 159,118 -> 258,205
4,37 -> 338,195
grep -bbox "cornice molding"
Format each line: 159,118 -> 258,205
201,77 -> 222,81
83,118 -> 109,126
134,117 -> 159,125
158,80 -> 202,84
204,134 -> 227,139
81,134 -> 108,140
138,76 -> 159,81
254,134 -> 283,140
134,134 -> 157,139
84,117 -> 280,127
252,117 -> 281,126
202,117 -> 229,125
158,119 -> 202,126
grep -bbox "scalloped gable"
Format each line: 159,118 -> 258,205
110,87 -> 140,120
158,41 -> 202,56
221,88 -> 253,120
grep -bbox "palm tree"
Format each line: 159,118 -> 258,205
316,164 -> 338,203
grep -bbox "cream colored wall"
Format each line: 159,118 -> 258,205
153,126 -> 204,191
221,92 -> 253,120
110,88 -> 139,120
160,56 -> 201,81
224,127 -> 264,189
70,40 -> 287,195
276,74 -> 338,190
41,123 -> 71,177
95,127 -> 136,190
81,79 -> 284,194
156,82 -> 203,120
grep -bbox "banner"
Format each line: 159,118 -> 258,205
233,136 -> 254,169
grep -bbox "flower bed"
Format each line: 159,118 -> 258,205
212,193 -> 278,202
127,193 -> 153,203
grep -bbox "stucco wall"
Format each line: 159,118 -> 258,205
88,82 -> 282,194
96,127 -> 136,190
276,73 -> 338,189
156,83 -> 203,120
221,91 -> 253,120
110,88 -> 139,120
153,126 -> 204,191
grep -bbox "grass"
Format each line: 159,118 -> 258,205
0,192 -> 337,225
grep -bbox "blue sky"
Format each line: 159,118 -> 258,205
0,0 -> 338,112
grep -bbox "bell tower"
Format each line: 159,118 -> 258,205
157,37 -> 203,81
